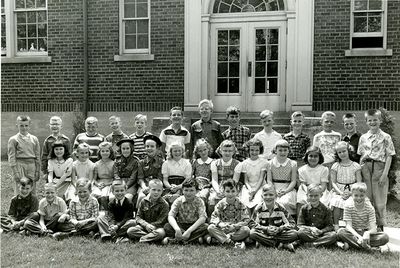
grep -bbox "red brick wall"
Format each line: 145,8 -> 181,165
313,0 -> 400,111
1,0 -> 184,112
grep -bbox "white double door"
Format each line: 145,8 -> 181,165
210,20 -> 287,112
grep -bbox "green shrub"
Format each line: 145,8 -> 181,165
72,104 -> 85,143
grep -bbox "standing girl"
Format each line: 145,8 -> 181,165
92,142 -> 115,209
192,139 -> 214,204
330,141 -> 362,229
267,139 -> 297,216
297,146 -> 330,214
234,139 -> 267,214
162,141 -> 192,204
48,141 -> 74,203
72,143 -> 94,185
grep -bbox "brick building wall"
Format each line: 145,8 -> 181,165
1,0 -> 184,112
313,0 -> 400,111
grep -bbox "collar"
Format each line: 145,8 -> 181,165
144,194 -> 161,203
85,132 -> 99,137
220,158 -> 233,166
181,195 -> 197,203
306,202 -> 322,210
201,118 -> 212,124
271,157 -> 289,167
197,158 -> 213,165
18,133 -> 30,138
17,193 -> 31,200
115,197 -> 125,205
261,201 -> 279,211
366,129 -> 382,137
71,195 -> 94,204
43,196 -> 61,207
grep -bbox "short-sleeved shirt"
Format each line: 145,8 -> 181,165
253,130 -> 282,159
169,195 -> 207,224
250,201 -> 295,229
343,198 -> 376,231
210,197 -> 249,225
331,161 -> 361,185
68,195 -> 99,221
313,130 -> 342,164
159,125 -> 190,154
8,193 -> 39,221
298,164 -> 329,185
136,195 -> 169,228
283,132 -> 311,160
161,158 -> 192,179
357,129 -> 396,163
41,134 -> 71,173
73,159 -> 95,179
73,133 -> 105,162
297,202 -> 333,231
38,196 -> 68,221
48,157 -> 73,179
222,125 -> 251,161
129,132 -> 152,160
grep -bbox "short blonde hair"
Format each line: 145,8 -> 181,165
321,111 -> 336,120
260,109 -> 273,119
307,184 -> 323,194
76,178 -> 92,192
351,182 -> 368,193
262,183 -> 276,194
215,140 -> 237,156
135,114 -> 147,123
168,141 -> 185,159
149,179 -> 163,189
50,116 -> 62,124
274,139 -> 290,151
198,99 -> 213,110
85,116 -> 98,125
291,111 -> 305,120
108,115 -> 121,122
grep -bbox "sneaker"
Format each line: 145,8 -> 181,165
255,241 -> 260,248
198,236 -> 204,244
162,237 -> 170,245
234,241 -> 246,250
284,243 -> 296,253
337,241 -> 349,251
24,230 -> 32,236
92,232 -> 100,239
52,232 -> 70,241
101,235 -> 112,243
277,242 -> 284,250
205,235 -> 212,245
115,237 -> 130,244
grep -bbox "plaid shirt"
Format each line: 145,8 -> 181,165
69,195 -> 99,221
169,195 -> 207,224
297,202 -> 334,233
283,132 -> 311,160
210,197 -> 249,226
249,201 -> 295,230
222,125 -> 251,161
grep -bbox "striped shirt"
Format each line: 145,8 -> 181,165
159,125 -> 190,154
68,195 -> 99,221
343,198 -> 376,231
129,132 -> 152,160
73,133 -> 105,162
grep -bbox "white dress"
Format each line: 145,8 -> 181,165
48,158 -> 75,201
297,164 -> 330,206
235,158 -> 267,208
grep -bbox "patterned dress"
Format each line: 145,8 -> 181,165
192,158 -> 213,201
209,158 -> 240,205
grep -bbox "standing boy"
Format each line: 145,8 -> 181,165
297,184 -> 336,248
357,109 -> 395,231
41,116 -> 71,180
159,107 -> 191,157
249,184 -> 298,252
190,99 -> 223,158
253,110 -> 282,160
1,178 -> 39,233
8,115 -> 41,195
207,179 -> 250,248
73,116 -> 104,162
342,113 -> 361,163
129,114 -> 152,160
127,179 -> 169,243
222,106 -> 251,162
97,180 -> 136,242
163,178 -> 208,244
105,116 -> 129,157
283,111 -> 311,166
337,182 -> 389,251
313,111 -> 342,167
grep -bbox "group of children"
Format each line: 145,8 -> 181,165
1,99 -> 395,253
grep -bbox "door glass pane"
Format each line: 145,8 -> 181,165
217,29 -> 240,94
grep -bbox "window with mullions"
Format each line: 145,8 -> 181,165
1,0 -> 6,55
121,0 -> 150,54
351,0 -> 385,49
213,0 -> 284,13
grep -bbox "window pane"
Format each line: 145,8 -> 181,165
137,34 -> 148,48
368,16 -> 381,32
28,12 -> 36,23
17,24 -> 26,38
255,78 -> 265,93
229,62 -> 239,77
268,45 -> 278,60
1,13 -> 5,54
268,29 -> 278,44
37,11 -> 46,23
38,23 -> 46,37
137,3 -> 148,17
124,3 -> 135,18
352,37 -> 383,48
354,0 -> 368,10
256,29 -> 266,45
15,0 -> 25,9
255,46 -> 266,60
255,62 -> 266,77
26,0 -> 35,8
28,24 -> 37,37
229,30 -> 240,45
125,35 -> 136,49
18,38 -> 27,51
37,0 -> 46,8
218,78 -> 228,93
229,46 -> 239,61
218,31 -> 228,45
125,20 -> 136,34
38,38 -> 46,51
229,78 -> 239,93
267,62 -> 278,76
354,16 -> 367,32
369,0 -> 382,10
218,62 -> 228,77
268,78 -> 277,93
17,13 -> 27,23
137,20 -> 148,34
255,3 -> 266,12
218,46 -> 228,61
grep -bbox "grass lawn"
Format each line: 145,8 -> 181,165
1,161 -> 399,268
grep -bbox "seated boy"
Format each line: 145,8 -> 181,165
97,180 -> 136,242
127,179 -> 169,243
207,179 -> 250,248
337,182 -> 389,251
53,178 -> 100,239
1,177 -> 39,233
297,184 -> 336,248
249,184 -> 298,252
163,178 -> 208,244
24,183 -> 74,235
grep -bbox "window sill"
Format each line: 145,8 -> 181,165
1,56 -> 52,64
345,49 -> 393,57
114,54 -> 154,62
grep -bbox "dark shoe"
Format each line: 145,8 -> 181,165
52,232 -> 71,241
101,235 -> 112,243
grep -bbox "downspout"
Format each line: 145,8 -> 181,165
82,0 -> 88,118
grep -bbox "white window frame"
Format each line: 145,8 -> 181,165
115,0 -> 154,61
2,0 -> 51,63
346,0 -> 392,56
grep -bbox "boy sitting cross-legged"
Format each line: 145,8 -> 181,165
162,178 -> 208,244
52,178 -> 100,240
1,177 -> 39,233
296,184 -> 336,248
127,179 -> 169,243
207,179 -> 250,249
337,182 -> 389,251
249,184 -> 298,252
97,180 -> 136,243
